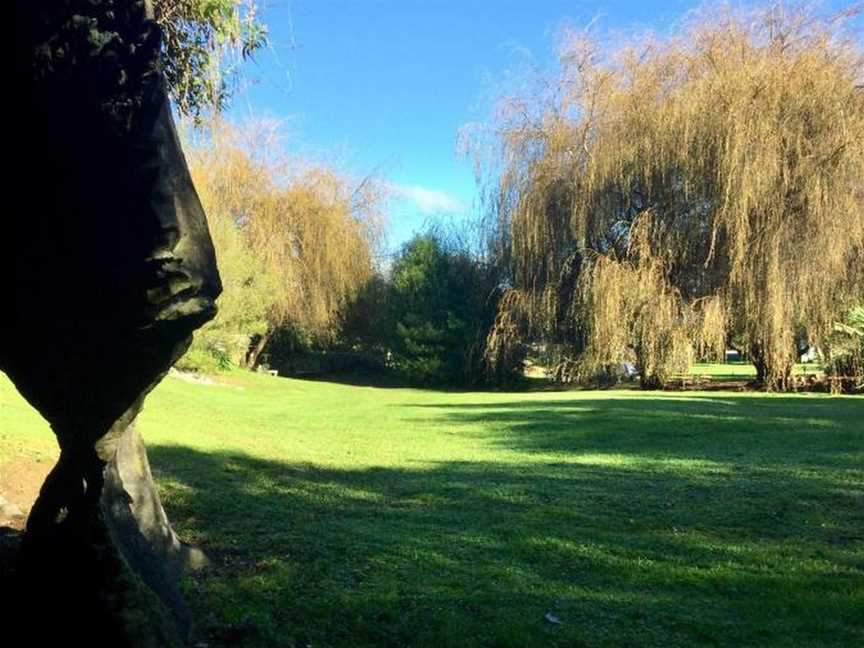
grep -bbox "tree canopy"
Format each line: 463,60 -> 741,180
153,0 -> 266,117
184,121 -> 385,368
387,231 -> 501,385
482,3 -> 864,390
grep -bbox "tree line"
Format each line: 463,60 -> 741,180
174,2 -> 863,393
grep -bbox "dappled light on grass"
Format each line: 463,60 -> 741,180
150,446 -> 862,646
2,371 -> 861,646
120,374 -> 864,647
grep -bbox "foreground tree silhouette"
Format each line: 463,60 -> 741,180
484,4 -> 864,389
5,1 -> 221,643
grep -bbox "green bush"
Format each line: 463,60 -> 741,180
388,234 -> 499,386
825,305 -> 864,393
175,345 -> 226,374
175,333 -> 236,374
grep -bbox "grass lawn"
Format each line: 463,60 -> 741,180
1,370 -> 862,647
689,362 -> 824,383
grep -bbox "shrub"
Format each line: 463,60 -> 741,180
389,233 -> 499,386
825,306 -> 864,393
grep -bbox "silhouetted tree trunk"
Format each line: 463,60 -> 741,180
749,342 -> 793,391
244,330 -> 273,369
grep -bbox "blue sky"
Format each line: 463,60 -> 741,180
228,1 -> 862,252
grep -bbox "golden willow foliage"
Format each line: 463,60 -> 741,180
573,216 -> 697,387
186,121 -> 385,365
484,3 -> 864,389
483,289 -> 531,382
692,296 -> 728,363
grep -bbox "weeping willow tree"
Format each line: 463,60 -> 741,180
569,215 -> 699,387
483,2 -> 864,390
186,121 -> 385,368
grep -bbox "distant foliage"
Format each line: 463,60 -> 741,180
337,274 -> 395,357
388,233 -> 499,386
825,305 -> 864,393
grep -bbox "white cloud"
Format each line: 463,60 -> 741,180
389,183 -> 467,215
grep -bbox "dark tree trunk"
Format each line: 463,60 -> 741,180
751,342 -> 770,386
749,342 -> 793,391
639,374 -> 664,390
245,329 -> 273,369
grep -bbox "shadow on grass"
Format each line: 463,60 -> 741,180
149,395 -> 863,648
401,395 -> 864,469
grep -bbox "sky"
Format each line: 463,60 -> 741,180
227,0 -> 862,253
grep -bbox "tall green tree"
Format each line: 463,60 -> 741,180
389,233 -> 499,385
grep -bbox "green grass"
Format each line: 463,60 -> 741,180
689,362 -> 824,382
0,378 -> 59,465
1,370 -> 862,647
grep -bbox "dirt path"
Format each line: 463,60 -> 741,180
0,456 -> 53,530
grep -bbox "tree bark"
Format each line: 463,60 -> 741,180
750,342 -> 769,386
750,341 -> 793,391
245,329 -> 273,369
